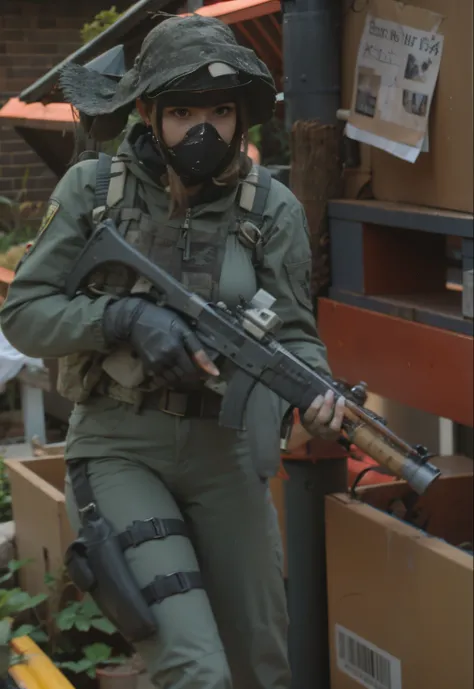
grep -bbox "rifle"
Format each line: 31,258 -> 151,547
66,219 -> 441,495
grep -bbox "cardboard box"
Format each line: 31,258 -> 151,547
342,0 -> 473,213
326,474 -> 473,689
6,456 -> 74,597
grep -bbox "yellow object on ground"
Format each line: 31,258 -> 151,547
8,635 -> 75,689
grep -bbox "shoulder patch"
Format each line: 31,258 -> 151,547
14,199 -> 61,272
37,199 -> 60,237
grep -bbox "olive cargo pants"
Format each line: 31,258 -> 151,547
64,396 -> 291,688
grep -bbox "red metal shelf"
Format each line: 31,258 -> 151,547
318,298 -> 473,428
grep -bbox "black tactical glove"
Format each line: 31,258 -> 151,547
103,297 -> 219,385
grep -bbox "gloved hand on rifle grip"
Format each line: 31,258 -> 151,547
103,297 -> 219,385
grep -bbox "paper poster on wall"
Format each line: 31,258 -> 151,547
346,0 -> 444,163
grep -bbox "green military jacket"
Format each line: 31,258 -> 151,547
0,129 -> 331,475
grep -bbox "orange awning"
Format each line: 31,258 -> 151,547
0,0 -> 281,129
0,98 -> 76,130
190,0 -> 279,23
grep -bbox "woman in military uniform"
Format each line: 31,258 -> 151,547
1,14 -> 344,689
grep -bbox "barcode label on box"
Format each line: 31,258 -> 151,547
336,625 -> 402,689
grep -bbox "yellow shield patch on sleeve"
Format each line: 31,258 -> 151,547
37,199 -> 60,237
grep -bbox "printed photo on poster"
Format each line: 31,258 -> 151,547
404,53 -> 433,82
402,89 -> 428,117
355,69 -> 381,118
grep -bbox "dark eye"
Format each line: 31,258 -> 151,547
171,108 -> 190,118
215,105 -> 234,116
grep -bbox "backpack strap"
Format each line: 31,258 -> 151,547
237,164 -> 273,267
92,153 -> 112,217
92,153 -> 130,224
238,164 -> 272,227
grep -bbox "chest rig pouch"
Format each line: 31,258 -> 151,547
66,153 -> 272,403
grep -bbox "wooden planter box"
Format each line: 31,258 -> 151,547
5,456 -> 74,597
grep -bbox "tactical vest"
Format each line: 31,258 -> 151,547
57,153 -> 272,404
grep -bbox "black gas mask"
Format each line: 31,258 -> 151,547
166,121 -> 234,187
150,89 -> 242,187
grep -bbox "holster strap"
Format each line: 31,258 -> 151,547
118,518 -> 189,551
142,571 -> 203,606
69,460 -> 96,515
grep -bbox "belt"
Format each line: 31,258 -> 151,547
97,378 -> 222,419
142,387 -> 222,418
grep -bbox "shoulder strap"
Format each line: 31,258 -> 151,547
236,164 -> 272,268
238,164 -> 272,229
92,154 -> 129,224
93,153 -> 113,212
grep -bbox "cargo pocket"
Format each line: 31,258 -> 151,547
284,259 -> 313,311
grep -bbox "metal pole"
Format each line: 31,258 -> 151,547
282,0 -> 341,128
282,1 -> 346,687
284,458 -> 347,689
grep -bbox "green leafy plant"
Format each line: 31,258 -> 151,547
0,459 -> 12,524
54,597 -> 117,636
57,642 -> 127,679
51,594 -> 128,682
0,560 -> 48,677
0,559 -> 129,683
80,6 -> 124,44
52,596 -> 124,681
248,125 -> 262,149
0,170 -> 42,254
37,570 -> 118,651
38,572 -> 129,682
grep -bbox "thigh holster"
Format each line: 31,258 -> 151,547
66,461 -> 203,643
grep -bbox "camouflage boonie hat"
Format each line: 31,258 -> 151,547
59,14 -> 277,141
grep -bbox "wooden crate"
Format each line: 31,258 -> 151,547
5,455 -> 73,597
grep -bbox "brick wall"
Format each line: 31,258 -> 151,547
0,0 -> 129,203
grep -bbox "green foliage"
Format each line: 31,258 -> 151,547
57,642 -> 127,679
0,170 -> 42,249
0,558 -> 127,681
52,595 -> 126,679
248,125 -> 262,149
80,6 -> 124,44
0,561 -> 48,614
54,597 -> 116,636
0,560 -> 48,677
0,459 -> 12,524
42,573 -> 126,680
